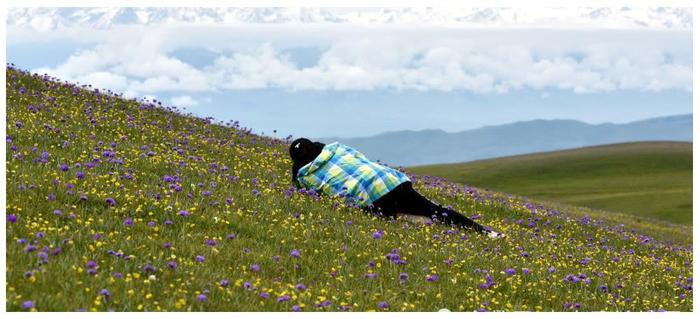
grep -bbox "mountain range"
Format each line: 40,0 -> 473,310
317,114 -> 692,167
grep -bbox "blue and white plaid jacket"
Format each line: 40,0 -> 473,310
296,142 -> 410,207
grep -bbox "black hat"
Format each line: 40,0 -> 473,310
289,138 -> 313,162
289,138 -> 326,186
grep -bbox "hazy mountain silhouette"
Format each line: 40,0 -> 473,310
317,114 -> 692,166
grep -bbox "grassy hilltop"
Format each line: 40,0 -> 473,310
5,65 -> 693,312
407,142 -> 692,225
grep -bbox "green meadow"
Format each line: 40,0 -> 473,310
408,142 -> 692,225
5,66 -> 693,312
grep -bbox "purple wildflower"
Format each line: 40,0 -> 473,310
99,289 -> 110,300
564,274 -> 580,283
378,301 -> 390,310
21,300 -> 34,310
386,252 -> 400,263
290,249 -> 301,258
479,275 -> 496,290
143,264 -> 156,273
195,255 -> 205,263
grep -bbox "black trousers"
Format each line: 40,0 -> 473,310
364,181 -> 486,233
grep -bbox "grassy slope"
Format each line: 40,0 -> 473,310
5,66 -> 693,312
407,142 -> 693,225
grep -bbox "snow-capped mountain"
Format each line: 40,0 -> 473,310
7,7 -> 693,31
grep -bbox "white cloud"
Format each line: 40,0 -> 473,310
201,31 -> 691,93
170,95 -> 199,107
32,40 -> 212,95
75,72 -> 130,92
13,12 -> 692,95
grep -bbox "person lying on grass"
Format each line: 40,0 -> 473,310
289,138 -> 504,238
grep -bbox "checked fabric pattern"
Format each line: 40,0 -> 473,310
296,142 -> 410,207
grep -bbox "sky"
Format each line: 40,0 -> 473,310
5,7 -> 693,138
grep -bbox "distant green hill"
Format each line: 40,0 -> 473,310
408,142 -> 692,225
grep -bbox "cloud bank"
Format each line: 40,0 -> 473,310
7,8 -> 692,98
